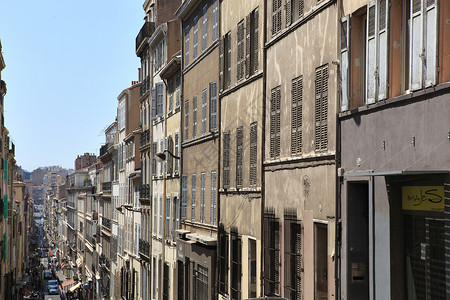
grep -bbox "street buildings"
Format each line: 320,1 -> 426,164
338,0 -> 450,299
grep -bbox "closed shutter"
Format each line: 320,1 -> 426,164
238,20 -> 245,81
340,16 -> 350,111
191,174 -> 196,221
272,0 -> 282,35
236,126 -> 243,188
193,95 -> 197,138
253,8 -> 259,73
315,66 -> 328,151
219,38 -> 224,92
174,132 -> 179,174
249,122 -> 257,187
366,1 -> 377,104
298,0 -> 304,18
152,142 -> 157,175
284,219 -> 292,297
270,87 -> 281,158
211,171 -> 216,225
203,5 -> 208,51
185,25 -> 190,66
202,89 -> 207,135
157,82 -> 164,117
378,0 -> 389,100
223,131 -> 230,189
151,87 -> 156,119
274,221 -> 280,295
209,82 -> 217,131
168,135 -> 173,175
227,33 -> 232,88
165,137 -> 168,175
193,16 -> 198,59
291,76 -> 303,154
181,174 -> 187,219
410,0 -> 423,91
246,15 -> 252,78
200,172 -> 206,223
286,0 -> 292,26
263,214 -> 270,295
425,0 -> 437,87
176,74 -> 181,108
184,100 -> 189,141
294,223 -> 303,299
168,78 -> 174,112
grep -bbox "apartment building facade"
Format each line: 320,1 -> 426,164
338,0 -> 450,299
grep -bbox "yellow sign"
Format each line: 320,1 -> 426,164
402,186 -> 444,212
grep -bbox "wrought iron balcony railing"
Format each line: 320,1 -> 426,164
102,182 -> 111,191
102,217 -> 111,230
136,22 -> 155,54
139,238 -> 150,257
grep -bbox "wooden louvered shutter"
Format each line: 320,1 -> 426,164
366,1 -> 377,104
253,8 -> 259,73
151,87 -> 156,119
227,33 -> 232,88
286,0 -> 292,26
284,219 -> 292,297
202,89 -> 207,135
249,122 -> 257,186
174,132 -> 179,174
294,223 -> 303,299
315,66 -> 328,151
340,16 -> 350,111
237,21 -> 244,81
298,0 -> 304,18
424,0 -> 437,87
246,14 -> 252,78
223,131 -> 230,188
219,37 -> 224,92
410,0 -> 423,91
272,0 -> 282,35
236,126 -> 243,188
270,87 -> 281,158
378,0 -> 389,100
168,135 -> 173,175
273,220 -> 280,295
263,215 -> 271,295
184,100 -> 189,141
291,77 -> 302,155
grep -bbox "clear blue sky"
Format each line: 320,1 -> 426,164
0,0 -> 143,171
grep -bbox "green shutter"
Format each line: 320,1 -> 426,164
3,158 -> 7,181
3,195 -> 6,219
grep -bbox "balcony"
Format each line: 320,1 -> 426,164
87,235 -> 96,245
139,238 -> 150,258
100,144 -> 109,157
139,184 -> 150,199
140,129 -> 151,147
99,254 -> 110,271
102,217 -> 111,230
136,22 -> 155,55
102,182 -> 111,191
140,77 -> 151,97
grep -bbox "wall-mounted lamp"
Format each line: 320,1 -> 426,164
116,204 -> 141,214
155,150 -> 180,162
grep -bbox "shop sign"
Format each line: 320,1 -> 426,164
402,186 -> 444,212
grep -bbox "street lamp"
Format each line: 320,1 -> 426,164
115,204 -> 141,214
155,150 -> 180,162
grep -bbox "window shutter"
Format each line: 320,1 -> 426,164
273,220 -> 280,295
249,122 -> 257,187
184,100 -> 189,141
202,5 -> 208,51
200,172 -> 205,223
223,131 -> 230,189
410,0 -> 424,91
272,0 -> 282,35
211,171 -> 216,225
168,135 -> 173,175
315,66 -> 328,151
291,76 -> 302,154
294,223 -> 303,298
377,0 -> 389,100
298,0 -> 304,18
168,78 -> 174,112
366,1 -> 377,104
227,33 -> 232,88
284,220 -> 292,297
286,0 -> 292,26
270,87 -> 281,158
209,82 -> 217,131
151,87 -> 156,119
158,82 -> 164,117
181,174 -> 187,219
253,8 -> 259,73
176,74 -> 181,108
185,25 -> 190,66
340,16 -> 350,111
193,16 -> 198,59
236,126 -> 243,188
202,89 -> 207,135
191,174 -> 196,221
219,38 -> 224,92
174,132 -> 179,174
193,95 -> 197,139
263,215 -> 270,295
424,0 -> 437,87
246,15 -> 251,78
165,137 -> 169,175
237,21 -> 244,81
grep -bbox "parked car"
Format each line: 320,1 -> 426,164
47,280 -> 58,286
43,271 -> 52,279
48,286 -> 59,295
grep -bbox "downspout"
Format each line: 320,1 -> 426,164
216,2 -> 222,298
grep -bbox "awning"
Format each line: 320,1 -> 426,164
69,282 -> 82,292
61,279 -> 76,288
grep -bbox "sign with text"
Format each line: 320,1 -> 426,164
402,186 -> 444,212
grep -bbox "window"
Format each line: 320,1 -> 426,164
200,172 -> 206,223
174,132 -> 179,174
222,131 -> 230,189
246,8 -> 259,76
185,25 -> 190,66
153,196 -> 158,234
168,78 -> 174,112
172,196 -> 180,241
163,263 -> 170,300
175,74 -> 181,108
159,196 -> 163,236
154,39 -> 165,73
284,217 -> 303,300
212,0 -> 218,41
195,264 -> 208,300
167,136 -> 173,175
191,174 -> 196,222
184,100 -> 189,141
230,229 -> 242,300
210,171 -> 217,225
181,175 -> 187,220
193,95 -> 197,138
249,122 -> 257,186
201,89 -> 207,135
220,32 -> 232,91
270,86 -> 281,158
218,224 -> 229,295
291,76 -> 303,154
151,87 -> 156,119
152,143 -> 157,175
209,82 -> 217,131
160,139 -> 164,176
264,211 -> 280,296
248,238 -> 257,298
272,0 -> 282,35
340,16 -> 350,111
165,196 -> 171,240
237,20 -> 245,81
315,65 -> 328,151
314,223 -> 328,298
156,82 -> 164,117
236,126 -> 243,188
285,0 -> 304,26
202,4 -> 208,51
193,16 -> 199,59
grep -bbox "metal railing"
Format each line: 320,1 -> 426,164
102,217 -> 111,230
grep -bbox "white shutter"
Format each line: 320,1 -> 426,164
340,15 -> 350,112
151,87 -> 156,119
366,0 -> 377,104
424,0 -> 437,87
377,0 -> 389,100
410,0 -> 424,91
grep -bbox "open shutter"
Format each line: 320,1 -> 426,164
424,0 -> 437,87
410,0 -> 424,91
377,0 -> 389,100
168,135 -> 173,174
246,15 -> 251,78
340,16 -> 350,111
227,33 -> 232,88
366,0 -> 377,104
174,132 -> 179,174
253,8 -> 259,73
151,87 -> 156,119
286,0 -> 292,26
219,38 -> 224,92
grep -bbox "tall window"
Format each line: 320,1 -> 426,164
272,0 -> 282,35
209,82 -> 218,131
152,143 -> 157,175
193,95 -> 197,139
210,171 -> 217,225
175,74 -> 181,108
220,32 -> 232,91
195,265 -> 209,299
248,238 -> 257,298
185,25 -> 190,66
291,76 -> 303,154
191,174 -> 196,222
174,132 -> 179,174
249,122 -> 257,187
159,196 -> 163,236
270,86 -> 281,158
237,20 -> 245,81
230,229 -> 242,300
181,175 -> 187,219
246,8 -> 259,77
165,196 -> 171,240
200,172 -> 206,223
286,0 -> 305,26
184,100 -> 189,141
222,131 -> 230,188
193,16 -> 199,59
153,196 -> 158,234
314,223 -> 328,298
218,224 -> 228,295
172,196 -> 180,241
212,0 -> 218,41
202,4 -> 208,51
264,211 -> 280,296
236,126 -> 243,188
201,89 -> 207,135
284,216 -> 303,300
168,77 -> 174,113
163,263 -> 170,300
315,65 -> 328,151
156,82 -> 164,117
